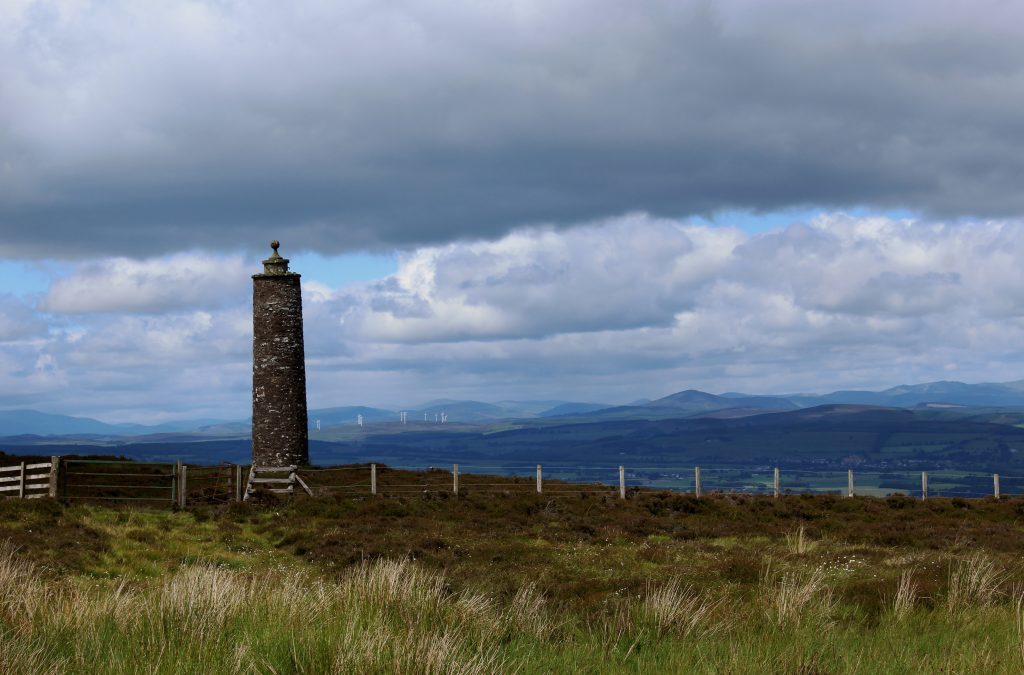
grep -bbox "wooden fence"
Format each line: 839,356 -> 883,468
0,458 -> 57,499
0,459 -> 1019,507
61,459 -> 179,505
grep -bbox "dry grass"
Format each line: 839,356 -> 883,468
0,546 -> 511,674
891,568 -> 918,621
503,583 -> 553,640
158,565 -> 250,631
765,566 -> 835,628
641,578 -> 725,637
0,541 -> 45,631
946,553 -> 1006,616
0,631 -> 59,675
323,622 -> 510,675
784,525 -> 816,556
1013,588 -> 1024,670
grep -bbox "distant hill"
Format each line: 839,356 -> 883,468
494,400 -> 580,416
804,380 -> 1024,408
0,410 -> 229,437
5,402 -> 1024,475
10,378 -> 1024,442
405,399 -> 605,422
737,403 -> 913,425
0,410 -> 119,436
309,406 -> 397,427
646,390 -> 798,413
550,389 -> 800,422
290,402 -> 1024,472
411,400 -> 509,423
538,402 -> 612,417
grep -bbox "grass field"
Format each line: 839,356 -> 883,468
4,473 -> 1024,672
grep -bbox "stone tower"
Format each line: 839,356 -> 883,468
252,240 -> 309,467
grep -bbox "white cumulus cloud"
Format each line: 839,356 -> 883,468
4,214 -> 1024,420
40,253 -> 250,314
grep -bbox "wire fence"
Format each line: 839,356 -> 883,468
2,457 -> 1021,506
294,463 -> 1019,501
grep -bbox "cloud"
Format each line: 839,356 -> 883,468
335,214 -> 1024,344
304,214 -> 1024,403
3,1 -> 1024,258
5,214 -> 1024,421
336,215 -> 741,342
0,306 -> 253,421
0,294 -> 48,341
39,253 -> 250,314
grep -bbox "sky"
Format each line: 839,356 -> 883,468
2,0 -> 1024,422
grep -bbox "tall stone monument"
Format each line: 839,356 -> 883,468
252,240 -> 309,467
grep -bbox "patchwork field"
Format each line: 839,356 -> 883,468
4,478 -> 1024,673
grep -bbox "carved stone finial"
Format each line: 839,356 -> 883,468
262,239 -> 290,274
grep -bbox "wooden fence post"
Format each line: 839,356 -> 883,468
536,464 -> 542,494
994,473 -> 1000,500
695,466 -> 702,498
921,471 -> 928,501
178,463 -> 187,508
173,460 -> 181,506
847,469 -> 854,498
773,467 -> 780,499
370,464 -> 377,495
49,456 -> 59,498
619,465 -> 625,500
453,464 -> 459,496
18,461 -> 25,499
234,464 -> 243,501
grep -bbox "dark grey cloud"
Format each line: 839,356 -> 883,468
2,1 -> 1024,258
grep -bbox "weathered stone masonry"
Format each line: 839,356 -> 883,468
252,241 -> 309,467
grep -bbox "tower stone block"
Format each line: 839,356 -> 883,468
252,241 -> 309,467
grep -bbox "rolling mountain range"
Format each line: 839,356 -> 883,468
4,403 -> 1024,476
796,380 -> 1024,408
0,409 -> 230,437
4,378 -> 1024,441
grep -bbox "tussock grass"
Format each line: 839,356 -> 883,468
946,553 -> 1006,616
0,550 -> 511,674
503,583 -> 553,640
0,542 -> 45,631
764,566 -> 835,628
640,578 -> 725,637
891,568 -> 918,621
784,525 -> 816,556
